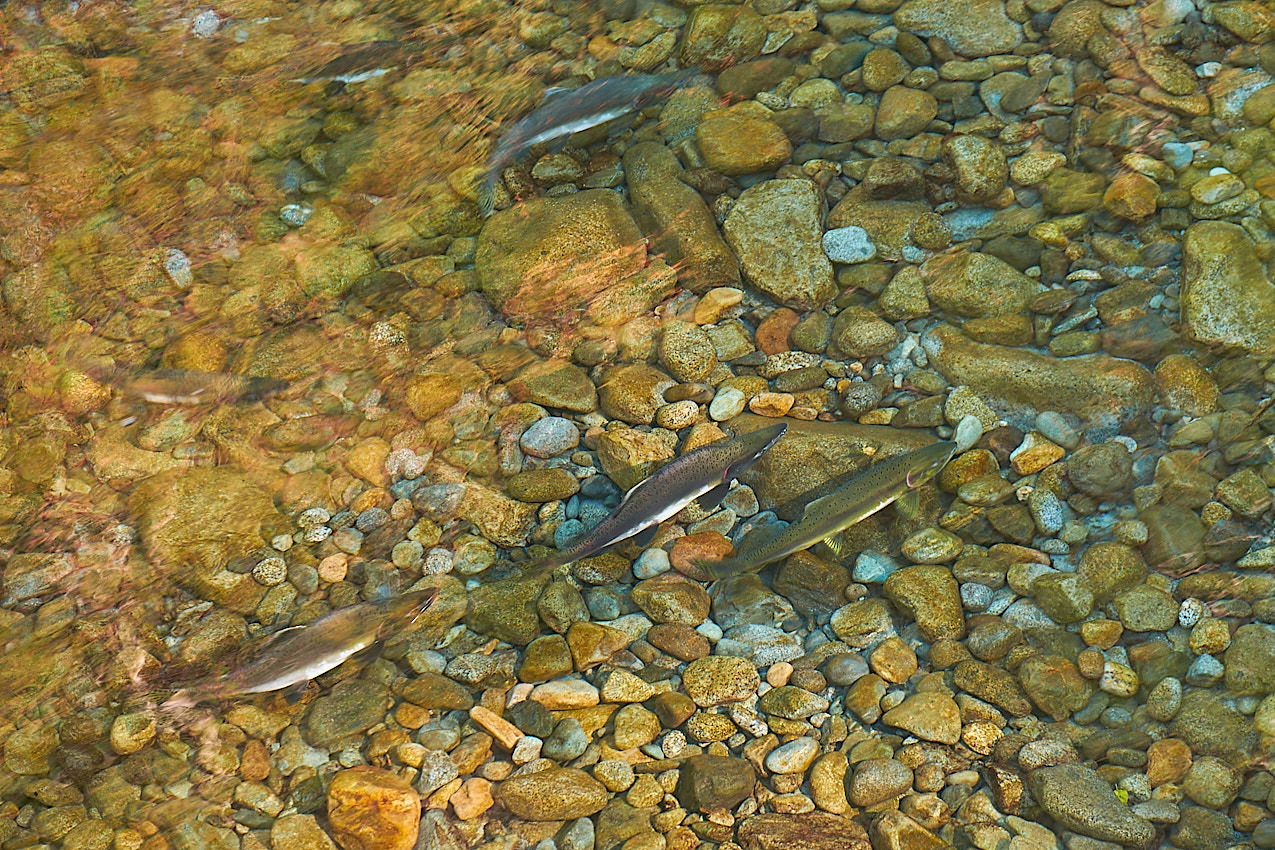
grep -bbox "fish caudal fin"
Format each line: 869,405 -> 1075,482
160,689 -> 199,712
521,553 -> 566,578
692,556 -> 743,581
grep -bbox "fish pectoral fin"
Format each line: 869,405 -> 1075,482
821,532 -> 850,560
281,681 -> 310,705
696,482 -> 730,512
353,642 -> 384,665
632,524 -> 661,548
895,489 -> 920,520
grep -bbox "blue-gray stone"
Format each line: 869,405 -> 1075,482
543,718 -> 589,761
521,417 -> 581,458
852,550 -> 901,584
557,816 -> 596,850
1185,653 -> 1224,687
822,226 -> 878,264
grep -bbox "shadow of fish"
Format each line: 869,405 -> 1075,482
479,69 -> 698,215
524,422 -> 787,576
696,440 -> 957,579
161,587 -> 438,710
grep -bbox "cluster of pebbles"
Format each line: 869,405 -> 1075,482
4,0 -> 1275,848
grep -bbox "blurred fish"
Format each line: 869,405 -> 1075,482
161,587 -> 438,710
524,422 -> 787,575
696,440 -> 958,579
86,363 -> 288,406
290,40 -> 423,84
479,69 -> 698,215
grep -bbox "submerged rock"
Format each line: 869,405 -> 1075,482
475,189 -> 675,327
723,180 -> 836,311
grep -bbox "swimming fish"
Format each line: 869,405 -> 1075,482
88,364 -> 289,406
696,440 -> 958,579
524,422 -> 787,575
291,40 -> 422,84
478,69 -> 697,215
161,587 -> 438,710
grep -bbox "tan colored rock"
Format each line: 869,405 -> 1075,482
326,766 -> 420,850
405,374 -> 462,421
624,142 -> 740,293
596,427 -> 675,490
343,437 -> 390,487
882,691 -> 961,745
696,113 -> 792,177
683,655 -> 761,707
450,777 -> 494,821
921,324 -> 1153,427
475,189 -> 675,327
469,707 -> 523,750
1182,221 -> 1275,356
494,767 -> 608,820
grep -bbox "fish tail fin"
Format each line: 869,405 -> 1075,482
692,556 -> 741,581
160,689 -> 198,712
477,177 -> 496,217
522,552 -> 569,578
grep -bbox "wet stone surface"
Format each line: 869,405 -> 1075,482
4,0 -> 1275,847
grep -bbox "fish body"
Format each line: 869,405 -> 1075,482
698,440 -> 957,579
479,69 -> 696,214
291,40 -> 418,84
526,422 -> 787,575
162,588 -> 437,709
88,364 -> 288,406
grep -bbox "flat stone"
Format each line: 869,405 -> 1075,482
1030,764 -> 1155,845
494,767 -> 608,820
723,179 -> 836,311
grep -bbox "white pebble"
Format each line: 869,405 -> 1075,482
953,414 -> 984,453
1178,597 -> 1206,628
708,387 -> 747,421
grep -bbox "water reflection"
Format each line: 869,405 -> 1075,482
1,0 -> 1274,848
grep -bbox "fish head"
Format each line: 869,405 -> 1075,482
904,441 -> 958,488
721,422 -> 788,479
375,587 -> 440,638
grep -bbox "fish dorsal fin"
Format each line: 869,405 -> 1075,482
260,625 -> 305,648
895,489 -> 920,520
540,85 -> 573,103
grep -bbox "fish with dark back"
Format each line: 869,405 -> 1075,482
696,440 -> 958,579
479,69 -> 699,215
523,423 -> 787,576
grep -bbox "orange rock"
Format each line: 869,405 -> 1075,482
240,739 -> 270,782
451,777 -> 495,821
755,307 -> 800,355
327,766 -> 420,850
669,531 -> 733,580
1147,738 -> 1192,787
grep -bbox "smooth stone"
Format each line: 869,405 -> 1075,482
1030,764 -> 1155,846
921,324 -> 1152,429
326,767 -> 419,850
723,179 -> 836,311
475,190 -> 675,327
494,767 -> 608,820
